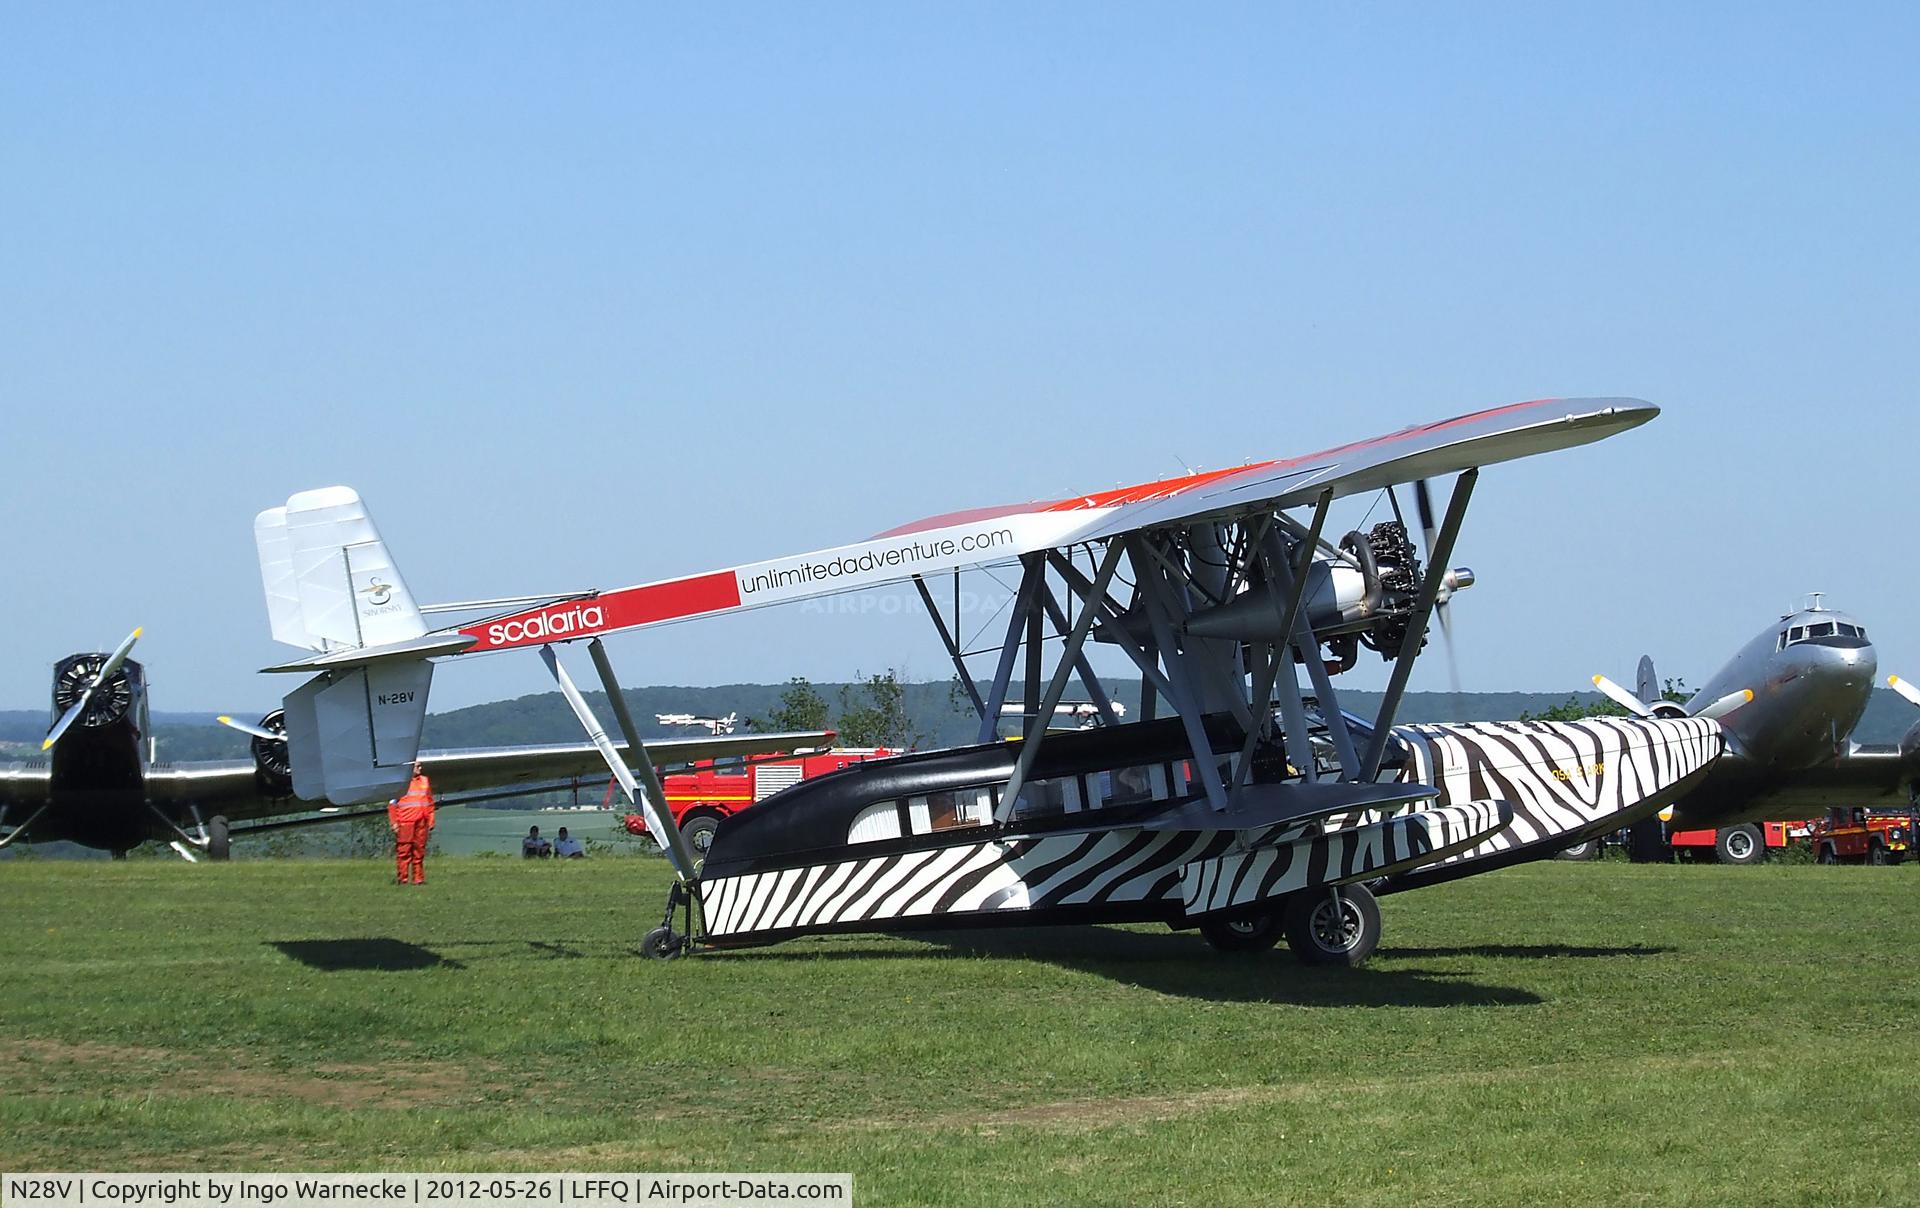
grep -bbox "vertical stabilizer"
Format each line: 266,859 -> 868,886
262,487 -> 427,652
1635,655 -> 1659,708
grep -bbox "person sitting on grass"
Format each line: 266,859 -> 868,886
553,827 -> 586,859
522,825 -> 552,858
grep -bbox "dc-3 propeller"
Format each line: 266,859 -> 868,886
1588,672 -> 1753,722
42,626 -> 142,751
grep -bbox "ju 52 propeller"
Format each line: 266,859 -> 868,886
42,626 -> 142,751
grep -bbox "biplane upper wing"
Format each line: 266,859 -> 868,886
457,397 -> 1656,654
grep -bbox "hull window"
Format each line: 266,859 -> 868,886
848,802 -> 905,844
911,787 -> 994,834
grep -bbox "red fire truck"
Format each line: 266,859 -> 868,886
1808,807 -> 1920,865
623,747 -> 902,856
1665,821 -> 1812,865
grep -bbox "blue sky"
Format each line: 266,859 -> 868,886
2,3 -> 1915,714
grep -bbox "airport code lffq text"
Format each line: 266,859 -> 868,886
2,1176 -> 853,1208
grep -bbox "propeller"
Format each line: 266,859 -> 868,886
42,627 -> 142,751
1414,479 -> 1473,692
217,715 -> 284,741
1592,673 -> 1751,721
1889,675 -> 1920,709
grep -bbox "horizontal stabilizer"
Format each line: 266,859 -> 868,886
260,631 -> 477,674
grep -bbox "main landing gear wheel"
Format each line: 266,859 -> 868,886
1715,824 -> 1764,866
641,926 -> 684,960
680,815 -> 720,857
1554,839 -> 1601,861
1200,910 -> 1281,953
1283,883 -> 1380,967
207,816 -> 231,862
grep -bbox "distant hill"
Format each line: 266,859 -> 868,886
7,683 -> 1918,762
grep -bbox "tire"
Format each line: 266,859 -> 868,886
679,814 -> 721,857
1715,824 -> 1764,866
640,926 -> 683,960
1868,842 -> 1889,866
1627,818 -> 1671,863
1283,884 -> 1380,967
1199,910 -> 1281,953
207,816 -> 231,862
1817,844 -> 1838,865
1554,839 -> 1601,862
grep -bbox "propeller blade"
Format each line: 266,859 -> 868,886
1437,601 -> 1461,694
1695,688 -> 1754,721
1890,675 -> 1920,709
1592,674 -> 1655,718
217,715 -> 283,742
43,626 -> 142,751
1414,479 -> 1438,557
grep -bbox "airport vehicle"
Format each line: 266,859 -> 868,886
1808,807 -> 1920,865
1665,820 -> 1809,864
253,397 -> 1727,966
627,746 -> 902,853
1580,601 -> 1920,861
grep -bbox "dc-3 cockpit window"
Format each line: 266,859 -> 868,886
1809,621 -> 1836,638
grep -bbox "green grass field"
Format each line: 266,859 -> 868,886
2,856 -> 1916,1205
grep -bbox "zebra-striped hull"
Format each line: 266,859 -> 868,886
1390,716 -> 1722,875
699,799 -> 1512,944
1180,800 -> 1510,918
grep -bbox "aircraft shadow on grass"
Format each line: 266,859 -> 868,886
268,937 -> 629,970
1380,943 -> 1675,961
270,938 -> 468,972
710,926 -> 1550,1009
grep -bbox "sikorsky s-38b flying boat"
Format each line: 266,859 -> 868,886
252,398 -> 1724,964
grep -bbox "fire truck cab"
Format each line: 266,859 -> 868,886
1809,806 -> 1920,865
626,748 -> 901,855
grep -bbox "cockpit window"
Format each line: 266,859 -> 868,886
1837,623 -> 1862,638
1788,626 -> 1806,644
1809,622 -> 1835,638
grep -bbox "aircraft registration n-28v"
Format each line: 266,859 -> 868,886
253,397 -> 1725,964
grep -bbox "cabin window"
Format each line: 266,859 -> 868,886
1091,765 -> 1160,809
1007,778 -> 1068,820
848,801 -> 905,844
908,787 -> 994,834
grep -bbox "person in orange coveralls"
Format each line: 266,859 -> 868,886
389,761 -> 436,885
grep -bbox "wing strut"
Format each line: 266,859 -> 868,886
1129,534 -> 1232,813
586,639 -> 701,879
1360,468 -> 1478,780
539,643 -> 696,881
977,556 -> 1044,744
998,541 -> 1125,820
1235,490 -> 1335,786
0,806 -> 48,851
911,574 -> 988,721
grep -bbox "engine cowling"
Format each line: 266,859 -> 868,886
51,653 -> 135,729
251,709 -> 293,798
